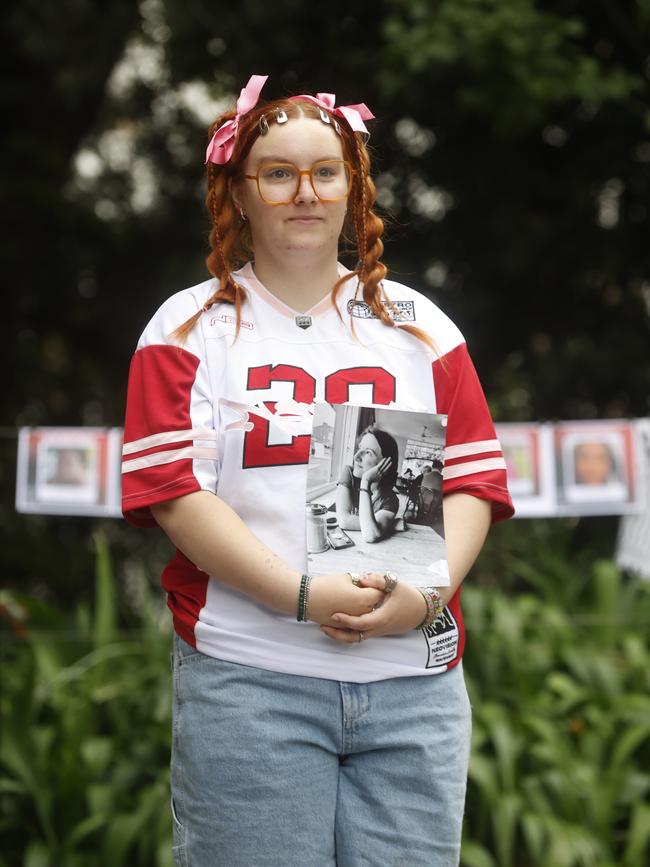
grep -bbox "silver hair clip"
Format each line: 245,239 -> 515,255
276,109 -> 288,124
333,119 -> 341,135
319,109 -> 331,125
259,114 -> 269,135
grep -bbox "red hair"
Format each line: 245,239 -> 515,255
171,95 -> 438,355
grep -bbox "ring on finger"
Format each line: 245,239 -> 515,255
348,572 -> 361,586
358,630 -> 366,642
383,571 -> 399,593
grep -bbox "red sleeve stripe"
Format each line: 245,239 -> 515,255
122,427 -> 217,456
122,445 -> 219,475
443,457 -> 507,480
445,439 -> 502,460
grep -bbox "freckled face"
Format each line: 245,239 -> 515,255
234,116 -> 348,262
352,433 -> 382,478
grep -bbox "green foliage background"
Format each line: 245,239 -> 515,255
2,0 -> 650,864
2,531 -> 650,866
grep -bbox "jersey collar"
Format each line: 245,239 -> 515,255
235,261 -> 354,321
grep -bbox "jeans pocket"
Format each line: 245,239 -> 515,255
170,795 -> 189,867
174,632 -> 207,667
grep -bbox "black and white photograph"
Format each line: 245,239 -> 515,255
555,420 -> 643,515
306,402 -> 449,585
16,427 -> 123,517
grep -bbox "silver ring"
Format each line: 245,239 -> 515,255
358,631 -> 365,642
383,572 -> 398,593
348,572 -> 361,586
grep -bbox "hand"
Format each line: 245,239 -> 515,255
361,456 -> 392,487
307,572 -> 386,628
319,572 -> 427,643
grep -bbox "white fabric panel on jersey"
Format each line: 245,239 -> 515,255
122,262 -> 513,682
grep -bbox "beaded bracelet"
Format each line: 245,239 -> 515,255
415,586 -> 444,629
297,574 -> 312,622
304,575 -> 312,621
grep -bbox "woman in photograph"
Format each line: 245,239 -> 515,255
335,425 -> 400,542
122,74 -> 513,867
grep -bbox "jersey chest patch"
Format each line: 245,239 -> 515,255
347,299 -> 416,321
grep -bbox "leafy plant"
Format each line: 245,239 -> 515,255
462,550 -> 650,867
2,529 -> 649,866
0,533 -> 174,867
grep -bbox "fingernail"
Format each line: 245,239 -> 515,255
331,615 -> 340,622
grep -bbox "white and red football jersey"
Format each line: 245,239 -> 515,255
122,263 -> 513,681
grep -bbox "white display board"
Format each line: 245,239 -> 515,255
14,420 -> 647,520
16,427 -> 123,517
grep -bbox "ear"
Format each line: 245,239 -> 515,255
229,177 -> 244,212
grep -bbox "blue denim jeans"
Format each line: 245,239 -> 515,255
170,633 -> 471,867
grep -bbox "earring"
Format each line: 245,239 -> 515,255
239,207 -> 247,222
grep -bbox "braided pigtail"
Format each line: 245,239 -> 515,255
330,132 -> 440,357
330,132 -> 387,331
353,134 -> 388,315
171,161 -> 249,342
331,133 -> 393,337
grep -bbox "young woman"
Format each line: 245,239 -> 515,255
336,426 -> 400,542
122,74 -> 513,867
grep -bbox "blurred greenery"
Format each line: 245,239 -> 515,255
2,529 -> 649,866
0,535 -> 174,867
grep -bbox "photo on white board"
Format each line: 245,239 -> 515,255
16,427 -> 123,517
306,402 -> 449,586
555,420 -> 642,515
496,422 -> 555,517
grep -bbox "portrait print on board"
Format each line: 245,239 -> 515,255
16,427 -> 123,517
496,422 -> 555,517
555,420 -> 643,515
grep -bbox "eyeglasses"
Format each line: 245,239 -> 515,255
243,160 -> 354,205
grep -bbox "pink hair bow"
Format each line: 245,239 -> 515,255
205,74 -> 268,165
289,92 -> 374,135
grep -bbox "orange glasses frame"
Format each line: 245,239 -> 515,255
243,160 -> 356,205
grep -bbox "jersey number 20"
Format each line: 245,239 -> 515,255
242,364 -> 396,469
